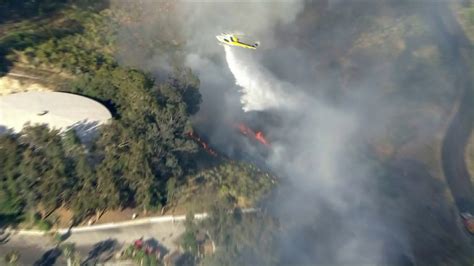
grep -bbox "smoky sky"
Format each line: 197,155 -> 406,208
112,0 -> 473,264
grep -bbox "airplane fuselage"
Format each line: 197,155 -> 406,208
216,34 -> 258,50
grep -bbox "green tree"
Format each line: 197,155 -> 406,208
61,243 -> 76,266
166,177 -> 177,206
63,130 -> 99,220
200,205 -> 280,266
19,125 -> 74,216
168,67 -> 202,115
125,140 -> 161,214
0,189 -> 22,217
0,3 -> 205,226
17,146 -> 45,215
180,213 -> 198,257
70,155 -> 98,221
0,134 -> 24,220
94,153 -> 123,219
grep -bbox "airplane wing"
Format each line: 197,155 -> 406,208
216,33 -> 259,50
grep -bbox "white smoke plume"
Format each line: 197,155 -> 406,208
112,0 -> 474,264
224,45 -> 297,111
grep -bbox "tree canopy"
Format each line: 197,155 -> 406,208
180,205 -> 280,266
0,1 -> 272,231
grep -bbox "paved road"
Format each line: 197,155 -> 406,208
7,72 -> 45,81
0,221 -> 185,265
0,210 -> 256,264
432,3 -> 474,212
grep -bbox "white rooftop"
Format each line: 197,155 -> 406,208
0,91 -> 112,142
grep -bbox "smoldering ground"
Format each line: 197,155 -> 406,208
112,0 -> 473,264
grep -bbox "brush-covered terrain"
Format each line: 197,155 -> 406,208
1,0 -> 474,265
0,1 -> 275,231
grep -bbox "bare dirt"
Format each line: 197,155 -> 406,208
0,64 -> 71,95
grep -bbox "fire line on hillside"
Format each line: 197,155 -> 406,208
188,122 -> 271,157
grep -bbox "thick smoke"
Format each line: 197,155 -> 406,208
223,54 -> 401,264
224,46 -> 298,111
113,0 -> 473,264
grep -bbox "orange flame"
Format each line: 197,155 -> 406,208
236,123 -> 271,147
187,132 -> 218,156
255,131 -> 270,147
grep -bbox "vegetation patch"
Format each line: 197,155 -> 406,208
179,205 -> 280,266
168,161 -> 276,212
0,2 -> 272,230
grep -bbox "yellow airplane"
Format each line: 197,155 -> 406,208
216,33 -> 259,50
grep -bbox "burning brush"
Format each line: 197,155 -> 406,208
235,123 -> 271,147
187,132 -> 218,156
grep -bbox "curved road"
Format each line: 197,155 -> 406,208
433,4 -> 474,212
1,3 -> 473,264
